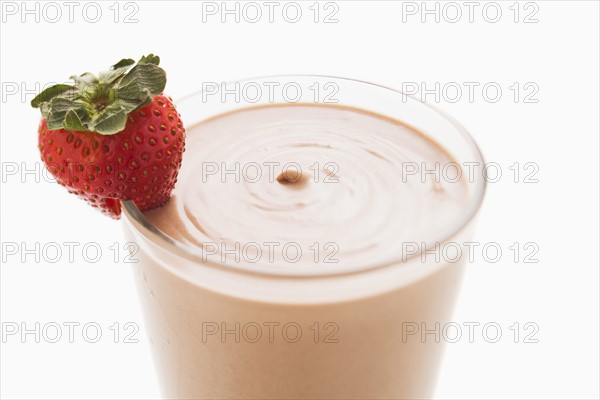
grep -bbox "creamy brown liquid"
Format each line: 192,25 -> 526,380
129,104 -> 475,399
145,104 -> 468,272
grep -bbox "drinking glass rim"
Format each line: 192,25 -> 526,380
121,74 -> 487,278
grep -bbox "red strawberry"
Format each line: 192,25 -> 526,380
31,55 -> 185,219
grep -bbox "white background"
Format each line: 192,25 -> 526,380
1,1 -> 599,399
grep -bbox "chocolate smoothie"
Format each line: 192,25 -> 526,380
123,103 -> 478,399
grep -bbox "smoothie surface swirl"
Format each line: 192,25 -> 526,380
144,104 -> 469,270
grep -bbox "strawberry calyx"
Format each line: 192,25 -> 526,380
31,54 -> 166,135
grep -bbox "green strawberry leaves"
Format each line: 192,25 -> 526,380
64,109 -> 87,131
118,63 -> 167,107
46,97 -> 85,130
30,84 -> 73,108
138,54 -> 160,65
111,58 -> 136,69
70,72 -> 99,85
89,101 -> 130,135
31,54 -> 167,135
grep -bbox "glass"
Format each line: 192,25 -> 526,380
122,75 -> 486,399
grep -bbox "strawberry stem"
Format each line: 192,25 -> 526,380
31,54 -> 166,135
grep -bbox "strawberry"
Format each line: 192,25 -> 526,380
31,55 -> 185,219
